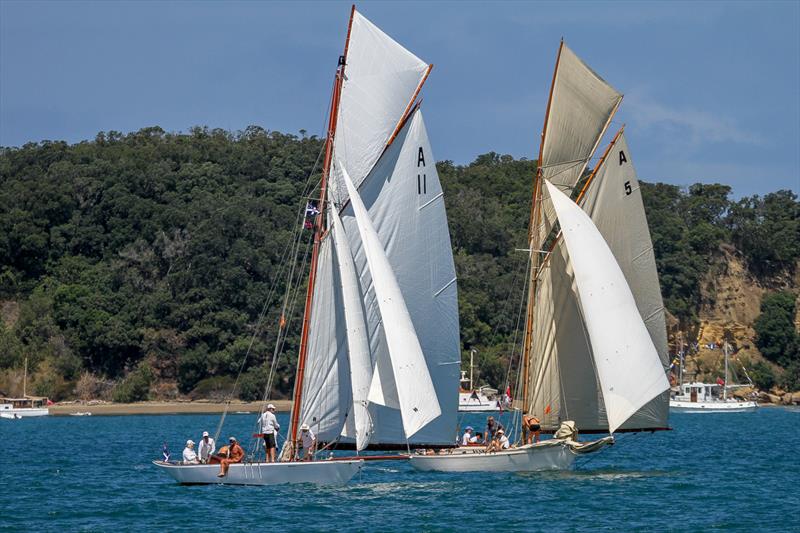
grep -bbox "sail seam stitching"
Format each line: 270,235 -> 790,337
433,277 -> 457,297
418,192 -> 444,210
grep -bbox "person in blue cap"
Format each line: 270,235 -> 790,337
461,426 -> 474,446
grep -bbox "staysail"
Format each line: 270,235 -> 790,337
544,180 -> 670,433
340,162 -> 441,439
329,204 -> 374,450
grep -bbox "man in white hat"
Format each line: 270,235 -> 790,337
182,439 -> 199,464
259,403 -> 280,463
198,430 -> 215,463
299,423 -> 316,461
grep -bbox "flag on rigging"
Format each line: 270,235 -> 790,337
716,377 -> 725,386
305,202 -> 320,217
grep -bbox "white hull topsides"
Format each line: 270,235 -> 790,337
410,438 -> 612,473
153,459 -> 364,486
670,399 -> 758,413
0,407 -> 49,418
458,391 -> 500,412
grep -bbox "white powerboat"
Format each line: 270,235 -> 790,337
0,397 -> 50,418
670,382 -> 758,412
670,342 -> 758,413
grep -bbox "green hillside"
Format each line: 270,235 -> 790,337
1,126 -> 798,400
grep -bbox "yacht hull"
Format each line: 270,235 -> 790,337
153,459 -> 363,486
670,400 -> 758,413
410,440 -> 585,473
0,407 -> 49,418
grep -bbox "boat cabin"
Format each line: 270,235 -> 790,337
0,396 -> 49,410
674,383 -> 722,403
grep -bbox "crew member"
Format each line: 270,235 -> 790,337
182,440 -> 199,464
299,423 -> 316,461
461,426 -> 474,446
485,416 -> 504,443
217,436 -> 244,477
259,403 -> 280,463
198,431 -> 215,463
522,414 -> 541,444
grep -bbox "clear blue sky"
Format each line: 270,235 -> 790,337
1,1 -> 798,196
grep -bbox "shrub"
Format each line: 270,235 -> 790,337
748,360 -> 776,391
112,363 -> 154,403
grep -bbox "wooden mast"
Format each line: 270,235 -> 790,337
287,4 -> 356,461
520,40 -> 563,415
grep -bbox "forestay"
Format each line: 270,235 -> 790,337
339,161 -> 441,439
544,181 -> 670,433
534,43 -> 622,249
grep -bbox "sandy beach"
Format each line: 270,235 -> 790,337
49,400 -> 292,416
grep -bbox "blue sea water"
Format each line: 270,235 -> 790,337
1,407 -> 798,532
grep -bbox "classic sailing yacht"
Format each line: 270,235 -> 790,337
155,6 -> 459,485
411,41 -> 671,473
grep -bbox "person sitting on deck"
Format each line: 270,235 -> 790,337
198,431 -> 215,463
461,426 -> 474,446
485,416 -> 504,443
486,429 -> 510,453
522,414 -> 541,444
470,432 -> 483,444
299,424 -> 316,461
182,440 -> 199,464
217,437 -> 244,477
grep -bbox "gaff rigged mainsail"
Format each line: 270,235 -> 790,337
544,181 -> 670,433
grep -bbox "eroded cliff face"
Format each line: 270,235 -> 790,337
677,250 -> 799,397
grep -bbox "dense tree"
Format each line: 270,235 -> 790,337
1,126 -> 798,399
754,291 -> 799,367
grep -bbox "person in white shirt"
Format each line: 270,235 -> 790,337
182,440 -> 199,464
259,404 -> 280,463
461,426 -> 474,446
198,431 -> 215,463
486,429 -> 511,453
299,423 -> 316,461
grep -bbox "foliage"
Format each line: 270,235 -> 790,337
748,360 -> 776,391
1,126 -> 798,398
111,362 -> 154,403
754,291 -> 799,367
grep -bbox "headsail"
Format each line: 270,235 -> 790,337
580,132 -> 670,428
330,204 -> 374,450
339,161 -> 442,439
544,180 -> 670,433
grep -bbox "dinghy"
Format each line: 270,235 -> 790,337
412,41 -> 671,473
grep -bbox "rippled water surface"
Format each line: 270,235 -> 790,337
2,407 -> 798,532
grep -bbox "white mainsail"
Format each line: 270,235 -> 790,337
330,203 -> 374,450
580,132 -> 670,428
534,42 -> 622,248
339,161 -> 441,439
544,180 -> 670,433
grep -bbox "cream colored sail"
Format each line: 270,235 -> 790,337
580,132 -> 670,428
544,181 -> 670,433
329,203 -> 373,450
339,161 -> 442,439
533,42 -> 622,249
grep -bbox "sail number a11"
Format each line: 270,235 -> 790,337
417,146 -> 427,194
619,149 -> 632,196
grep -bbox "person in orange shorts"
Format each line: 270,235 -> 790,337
217,436 -> 244,477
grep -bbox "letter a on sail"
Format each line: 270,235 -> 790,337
339,161 -> 441,439
544,180 -> 669,433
